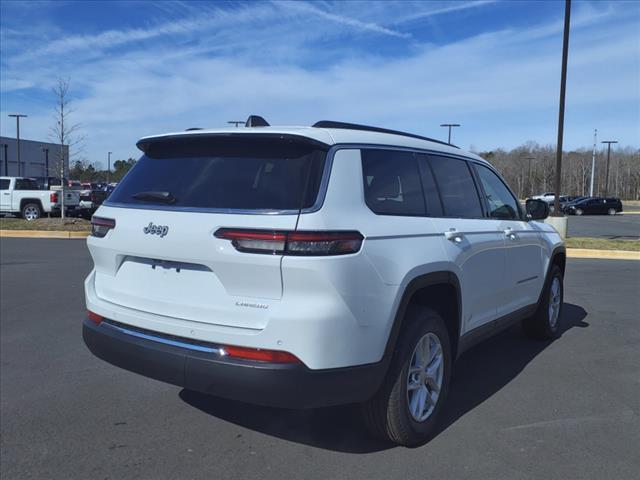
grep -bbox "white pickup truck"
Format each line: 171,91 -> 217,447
0,176 -> 80,220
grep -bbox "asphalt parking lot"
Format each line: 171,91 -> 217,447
1,238 -> 639,480
567,213 -> 640,239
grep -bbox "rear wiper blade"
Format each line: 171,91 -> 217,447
132,191 -> 176,204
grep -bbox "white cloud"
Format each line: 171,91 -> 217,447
0,1 -> 638,164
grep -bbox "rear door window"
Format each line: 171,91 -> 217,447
0,179 -> 9,190
428,156 -> 483,218
15,179 -> 39,190
361,149 -> 425,216
108,135 -> 327,211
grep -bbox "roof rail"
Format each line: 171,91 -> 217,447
185,127 -> 203,131
312,120 -> 457,148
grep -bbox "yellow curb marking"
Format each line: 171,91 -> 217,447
567,248 -> 640,260
0,230 -> 89,239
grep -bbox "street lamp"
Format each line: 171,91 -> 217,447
8,114 -> 27,176
440,123 -> 460,144
107,151 -> 112,184
227,121 -> 244,128
601,140 -> 618,197
2,144 -> 8,176
551,0 -> 571,219
41,146 -> 49,177
525,156 -> 536,197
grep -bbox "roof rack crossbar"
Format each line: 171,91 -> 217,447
312,120 -> 458,148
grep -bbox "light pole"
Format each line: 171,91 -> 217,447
552,0 -> 571,218
440,123 -> 460,144
2,144 -> 8,176
227,121 -> 244,128
41,146 -> 50,177
601,140 -> 618,197
107,151 -> 112,184
589,129 -> 597,197
526,156 -> 536,197
8,114 -> 27,176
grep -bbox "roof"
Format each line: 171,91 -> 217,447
137,125 -> 486,163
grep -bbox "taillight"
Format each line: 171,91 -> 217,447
91,216 -> 116,238
50,192 -> 58,203
87,310 -> 103,325
222,345 -> 300,363
214,229 -> 363,256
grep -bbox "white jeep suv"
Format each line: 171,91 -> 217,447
83,118 -> 565,446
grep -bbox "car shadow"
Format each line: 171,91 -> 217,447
179,303 -> 588,453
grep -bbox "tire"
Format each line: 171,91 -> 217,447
607,208 -> 616,216
575,208 -> 583,216
21,202 -> 42,221
522,264 -> 564,340
362,306 -> 452,446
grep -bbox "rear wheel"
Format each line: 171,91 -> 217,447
607,208 -> 616,215
21,202 -> 42,221
523,264 -> 564,339
362,306 -> 451,446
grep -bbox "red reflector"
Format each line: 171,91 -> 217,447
87,310 -> 103,325
223,345 -> 300,363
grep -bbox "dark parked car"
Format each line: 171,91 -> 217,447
563,197 -> 623,216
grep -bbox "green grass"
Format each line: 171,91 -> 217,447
0,217 -> 91,231
565,237 -> 640,251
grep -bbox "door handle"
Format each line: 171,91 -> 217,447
504,228 -> 517,240
445,229 -> 463,243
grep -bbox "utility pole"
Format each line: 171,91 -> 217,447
601,140 -> 618,197
8,114 -> 27,176
42,146 -> 50,177
107,151 -> 112,183
2,144 -> 8,176
589,129 -> 597,197
526,156 -> 536,197
552,0 -> 571,217
440,123 -> 461,144
227,121 -> 244,128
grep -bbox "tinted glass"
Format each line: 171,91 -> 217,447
428,156 -> 483,218
15,179 -> 39,190
417,155 -> 443,216
108,136 -> 327,210
362,149 -> 425,216
0,179 -> 9,190
474,164 -> 520,220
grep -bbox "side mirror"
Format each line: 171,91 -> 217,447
526,199 -> 550,220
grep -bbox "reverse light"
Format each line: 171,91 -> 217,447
91,216 -> 116,238
214,229 -> 363,256
222,345 -> 301,363
87,310 -> 103,325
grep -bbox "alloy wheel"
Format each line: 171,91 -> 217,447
406,332 -> 444,422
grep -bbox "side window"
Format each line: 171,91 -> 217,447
362,149 -> 425,216
428,156 -> 483,218
474,164 -> 520,220
15,179 -> 38,190
0,179 -> 10,190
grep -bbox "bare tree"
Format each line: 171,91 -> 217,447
50,78 -> 83,219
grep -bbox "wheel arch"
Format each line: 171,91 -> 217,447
19,198 -> 43,212
384,271 -> 462,361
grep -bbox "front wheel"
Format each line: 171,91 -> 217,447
21,202 -> 42,221
362,306 -> 451,446
523,265 -> 564,339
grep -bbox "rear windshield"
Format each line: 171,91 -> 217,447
108,135 -> 328,211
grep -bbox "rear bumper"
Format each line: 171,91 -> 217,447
82,318 -> 387,409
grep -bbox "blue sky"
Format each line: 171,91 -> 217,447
1,0 -> 638,167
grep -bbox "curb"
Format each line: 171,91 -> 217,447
567,248 -> 640,261
0,230 -> 89,239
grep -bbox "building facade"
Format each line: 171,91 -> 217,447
0,136 -> 69,178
